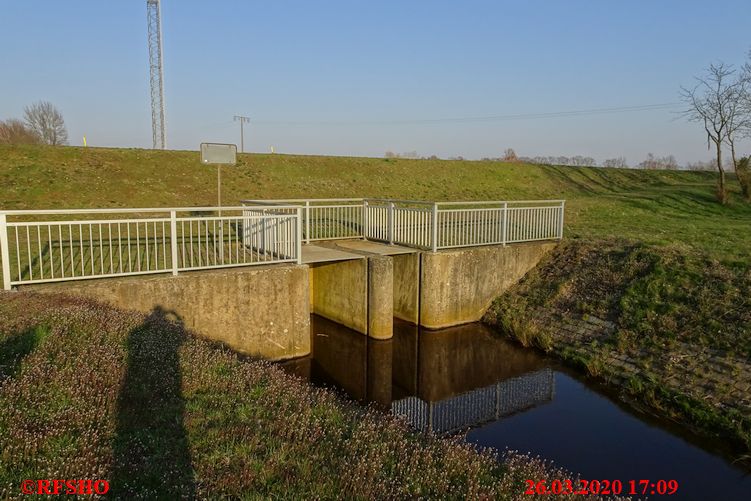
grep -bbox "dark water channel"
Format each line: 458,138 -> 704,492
281,316 -> 751,500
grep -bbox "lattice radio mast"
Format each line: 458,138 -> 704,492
147,0 -> 166,149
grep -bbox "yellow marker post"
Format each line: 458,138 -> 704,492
82,136 -> 87,147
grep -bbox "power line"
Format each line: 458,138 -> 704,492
252,102 -> 681,126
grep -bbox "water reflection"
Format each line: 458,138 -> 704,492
283,316 -> 557,433
393,369 -> 554,435
280,315 -> 751,500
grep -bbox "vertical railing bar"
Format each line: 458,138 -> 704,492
108,223 -> 114,274
136,223 -> 141,271
170,211 -> 178,275
212,219 -> 217,265
191,220 -> 196,267
75,224 -> 83,277
205,219 -> 209,266
46,226 -> 54,280
144,222 -> 150,271
431,203 -> 438,252
14,227 -> 21,282
152,221 -> 158,270
98,224 -> 104,275
87,224 -> 93,275
118,223 -> 123,274
162,220 -> 167,269
0,214 -> 10,290
305,201 -> 310,243
180,220 -> 186,269
502,202 -> 508,246
127,224 -> 133,273
37,226 -> 43,279
63,224 -> 70,278
197,220 -> 202,267
25,226 -> 32,280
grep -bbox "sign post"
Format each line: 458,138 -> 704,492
200,143 -> 237,262
200,142 -> 237,214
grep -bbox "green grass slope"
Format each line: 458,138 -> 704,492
0,292 -> 584,500
1,144 -> 750,262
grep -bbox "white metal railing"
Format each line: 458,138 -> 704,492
242,198 -> 565,252
435,200 -> 565,249
2,199 -> 564,289
0,206 -> 302,290
242,199 -> 363,243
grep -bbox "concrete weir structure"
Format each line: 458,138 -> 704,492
3,199 -> 564,360
306,240 -> 555,336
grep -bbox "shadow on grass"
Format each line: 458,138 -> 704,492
110,306 -> 196,499
0,325 -> 49,379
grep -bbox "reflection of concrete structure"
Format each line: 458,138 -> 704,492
391,369 -> 555,435
283,316 -> 555,433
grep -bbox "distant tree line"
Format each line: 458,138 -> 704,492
387,148 -> 726,172
0,101 -> 68,146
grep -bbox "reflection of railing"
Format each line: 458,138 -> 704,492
242,198 -> 566,251
391,369 -> 555,435
0,206 -> 302,290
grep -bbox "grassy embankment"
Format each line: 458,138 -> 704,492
0,292 -> 582,499
1,144 -> 751,480
484,240 -> 751,455
1,144 -> 749,262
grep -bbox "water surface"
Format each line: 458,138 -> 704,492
281,316 -> 751,500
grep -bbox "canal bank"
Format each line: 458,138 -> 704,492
482,238 -> 751,457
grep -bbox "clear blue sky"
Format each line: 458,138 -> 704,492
2,0 -> 750,164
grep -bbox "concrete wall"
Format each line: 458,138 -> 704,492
309,259 -> 368,334
419,242 -> 556,329
392,253 -> 420,324
23,264 -> 311,361
309,256 -> 394,339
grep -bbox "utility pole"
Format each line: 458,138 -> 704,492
233,115 -> 250,153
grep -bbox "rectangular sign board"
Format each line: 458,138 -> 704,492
200,143 -> 237,165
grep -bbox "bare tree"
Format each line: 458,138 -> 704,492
0,119 -> 42,145
680,63 -> 737,203
686,159 -> 713,171
735,55 -> 751,199
638,153 -> 679,170
23,101 -> 68,146
723,70 -> 751,199
603,157 -> 628,168
502,148 -> 518,162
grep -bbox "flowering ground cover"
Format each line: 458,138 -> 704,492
0,291 -> 599,500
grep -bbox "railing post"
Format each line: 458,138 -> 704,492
502,202 -> 508,246
304,201 -> 310,244
296,206 -> 303,264
0,214 -> 11,290
558,200 -> 566,240
170,210 -> 179,275
362,199 -> 369,240
388,201 -> 395,245
431,202 -> 438,252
